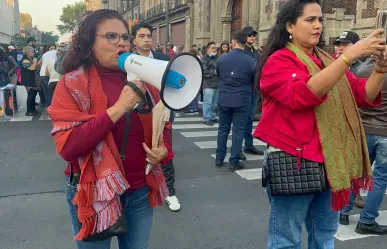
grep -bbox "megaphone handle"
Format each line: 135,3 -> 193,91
127,81 -> 147,104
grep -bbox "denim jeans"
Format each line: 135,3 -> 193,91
266,186 -> 339,249
40,76 -> 50,106
66,180 -> 153,249
360,135 -> 387,224
244,93 -> 259,149
202,88 -> 218,121
341,135 -> 387,222
216,104 -> 250,164
265,152 -> 339,249
189,97 -> 199,112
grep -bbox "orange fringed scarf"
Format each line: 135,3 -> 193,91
48,65 -> 169,240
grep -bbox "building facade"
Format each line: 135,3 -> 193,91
20,12 -> 32,38
0,0 -> 20,44
85,0 -> 101,11
100,0 -> 385,50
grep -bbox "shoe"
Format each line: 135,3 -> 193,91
215,160 -> 224,168
339,213 -> 349,225
203,120 -> 214,126
25,111 -> 33,116
240,152 -> 247,161
244,146 -> 264,155
355,221 -> 387,235
229,162 -> 244,172
211,118 -> 219,123
165,196 -> 181,212
354,194 -> 365,208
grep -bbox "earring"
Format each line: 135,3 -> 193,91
289,34 -> 293,39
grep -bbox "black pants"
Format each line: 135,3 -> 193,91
27,88 -> 38,113
162,127 -> 176,196
162,160 -> 176,196
49,81 -> 58,103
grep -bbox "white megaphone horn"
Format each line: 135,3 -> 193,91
118,52 -> 203,111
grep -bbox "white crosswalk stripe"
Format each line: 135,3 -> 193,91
174,113 -> 264,180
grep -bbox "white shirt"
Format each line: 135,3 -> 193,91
46,59 -> 61,83
39,50 -> 57,76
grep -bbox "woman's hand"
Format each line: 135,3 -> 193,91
142,134 -> 168,165
374,47 -> 387,73
345,29 -> 386,61
107,80 -> 146,123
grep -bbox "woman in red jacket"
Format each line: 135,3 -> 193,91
253,0 -> 387,248
48,9 -> 173,249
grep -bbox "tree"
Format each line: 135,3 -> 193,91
57,1 -> 87,35
41,31 -> 60,45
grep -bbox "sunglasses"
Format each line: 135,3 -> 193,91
99,32 -> 131,45
248,33 -> 257,37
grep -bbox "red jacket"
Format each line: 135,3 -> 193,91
253,48 -> 381,162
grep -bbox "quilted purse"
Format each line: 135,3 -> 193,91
262,151 -> 328,196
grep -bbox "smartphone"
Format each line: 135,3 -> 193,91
376,10 -> 387,42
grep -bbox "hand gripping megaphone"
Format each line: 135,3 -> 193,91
118,52 -> 203,111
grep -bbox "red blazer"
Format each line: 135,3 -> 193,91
253,48 -> 381,162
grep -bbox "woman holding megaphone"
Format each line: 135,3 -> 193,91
48,9 -> 174,249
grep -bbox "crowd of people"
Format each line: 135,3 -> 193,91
1,0 -> 387,248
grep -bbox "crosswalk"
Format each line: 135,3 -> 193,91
174,113 -> 387,243
173,113 -> 266,180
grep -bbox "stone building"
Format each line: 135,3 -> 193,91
101,0 -> 386,50
85,0 -> 101,11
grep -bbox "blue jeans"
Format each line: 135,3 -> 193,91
66,180 -> 153,249
360,135 -> 387,224
202,88 -> 218,121
216,104 -> 250,164
189,97 -> 199,112
266,186 -> 339,249
341,135 -> 387,223
244,93 -> 259,149
40,76 -> 50,106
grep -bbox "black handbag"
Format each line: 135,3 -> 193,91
262,151 -> 328,196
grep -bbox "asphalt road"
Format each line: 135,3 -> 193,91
0,114 -> 386,249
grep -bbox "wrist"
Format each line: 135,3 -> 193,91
107,105 -> 126,123
341,53 -> 355,66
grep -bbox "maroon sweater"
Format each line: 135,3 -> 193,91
61,65 -> 172,190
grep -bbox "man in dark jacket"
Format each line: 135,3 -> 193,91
240,26 -> 263,157
215,31 -> 256,172
339,57 -> 387,235
201,41 -> 219,126
132,21 -> 181,212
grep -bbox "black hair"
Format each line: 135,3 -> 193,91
192,44 -> 197,47
232,31 -> 247,45
257,0 -> 322,82
207,42 -> 216,48
63,9 -> 129,74
131,21 -> 153,37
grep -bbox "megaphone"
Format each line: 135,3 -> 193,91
118,52 -> 203,111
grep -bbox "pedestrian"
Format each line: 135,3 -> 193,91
201,41 -> 219,126
254,0 -> 387,248
241,26 -> 264,159
218,41 -> 230,56
131,21 -> 181,212
48,9 -> 173,249
20,46 -> 39,116
215,30 -> 256,172
339,56 -> 387,234
38,44 -> 57,107
333,31 -> 363,73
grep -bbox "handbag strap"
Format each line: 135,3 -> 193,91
120,112 -> 131,161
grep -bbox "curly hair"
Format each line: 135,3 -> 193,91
63,9 -> 129,74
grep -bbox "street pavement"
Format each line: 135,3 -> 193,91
0,110 -> 387,249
